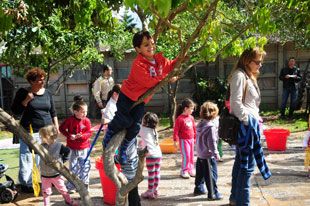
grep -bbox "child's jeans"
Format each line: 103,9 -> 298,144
179,138 -> 195,175
42,176 -> 71,206
103,92 -> 145,147
194,157 -> 219,198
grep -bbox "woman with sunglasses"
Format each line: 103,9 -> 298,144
227,47 -> 271,206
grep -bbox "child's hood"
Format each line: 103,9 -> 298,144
196,120 -> 215,134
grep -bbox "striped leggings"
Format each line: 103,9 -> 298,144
145,156 -> 162,195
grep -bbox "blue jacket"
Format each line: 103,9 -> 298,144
238,115 -> 271,180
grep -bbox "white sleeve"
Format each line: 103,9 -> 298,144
103,101 -> 115,121
303,131 -> 310,147
93,77 -> 102,103
230,71 -> 248,125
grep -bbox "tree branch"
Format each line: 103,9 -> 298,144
0,108 -> 92,206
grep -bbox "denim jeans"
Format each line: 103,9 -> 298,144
18,132 -> 41,187
194,157 -> 219,198
103,92 -> 145,146
280,87 -> 297,117
230,146 -> 255,206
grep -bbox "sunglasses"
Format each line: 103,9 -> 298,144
252,60 -> 262,65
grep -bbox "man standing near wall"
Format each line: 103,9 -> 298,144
93,64 -> 114,108
279,57 -> 302,119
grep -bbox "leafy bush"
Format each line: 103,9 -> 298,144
192,76 -> 228,113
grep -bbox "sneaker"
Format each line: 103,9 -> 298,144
214,193 -> 224,200
68,189 -> 76,194
208,193 -> 224,200
189,172 -> 196,177
193,190 -> 206,196
141,191 -> 154,199
65,200 -> 79,206
180,173 -> 190,179
153,190 -> 159,198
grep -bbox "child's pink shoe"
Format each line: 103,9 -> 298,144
65,200 -> 79,206
141,191 -> 154,199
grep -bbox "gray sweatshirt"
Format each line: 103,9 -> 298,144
196,120 -> 220,160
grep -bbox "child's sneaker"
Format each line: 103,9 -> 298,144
154,190 -> 159,198
141,191 -> 154,199
189,172 -> 196,177
65,200 -> 79,206
180,173 -> 190,179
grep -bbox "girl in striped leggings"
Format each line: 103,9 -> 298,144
139,112 -> 162,199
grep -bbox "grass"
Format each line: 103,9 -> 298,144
261,109 -> 308,135
0,131 -> 13,140
0,148 -> 19,183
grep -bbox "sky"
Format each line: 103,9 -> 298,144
112,6 -> 143,30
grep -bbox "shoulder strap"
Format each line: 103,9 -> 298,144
226,70 -> 248,104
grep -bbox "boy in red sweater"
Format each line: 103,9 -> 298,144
59,100 -> 92,193
103,31 -> 179,164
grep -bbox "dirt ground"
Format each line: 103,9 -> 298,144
3,117 -> 310,206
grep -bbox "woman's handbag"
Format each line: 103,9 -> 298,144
218,106 -> 240,145
218,72 -> 248,145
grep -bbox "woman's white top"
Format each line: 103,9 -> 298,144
230,69 -> 261,125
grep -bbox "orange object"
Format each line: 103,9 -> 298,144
95,156 -> 121,205
263,129 -> 290,151
159,139 -> 178,154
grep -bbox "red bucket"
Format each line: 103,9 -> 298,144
95,156 -> 121,205
263,129 -> 290,151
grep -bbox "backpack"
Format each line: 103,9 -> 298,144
218,70 -> 248,145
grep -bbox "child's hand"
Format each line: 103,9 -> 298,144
174,141 -> 178,147
169,76 -> 178,83
70,134 -> 76,140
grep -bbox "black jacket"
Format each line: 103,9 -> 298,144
279,66 -> 301,89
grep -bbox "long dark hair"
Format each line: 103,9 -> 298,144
106,84 -> 121,103
175,98 -> 196,120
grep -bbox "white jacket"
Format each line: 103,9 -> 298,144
230,69 -> 261,125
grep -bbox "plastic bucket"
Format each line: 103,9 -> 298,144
95,156 -> 121,205
263,129 -> 290,151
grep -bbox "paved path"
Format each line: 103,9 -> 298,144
5,136 -> 310,206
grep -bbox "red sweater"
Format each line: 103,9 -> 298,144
121,52 -> 178,104
173,114 -> 196,141
59,115 -> 92,150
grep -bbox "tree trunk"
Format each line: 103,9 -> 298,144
0,108 -> 93,206
103,130 -> 147,206
168,82 -> 178,128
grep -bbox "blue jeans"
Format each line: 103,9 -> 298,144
280,87 -> 297,117
194,157 -> 219,198
18,132 -> 41,187
103,92 -> 145,146
230,146 -> 255,206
